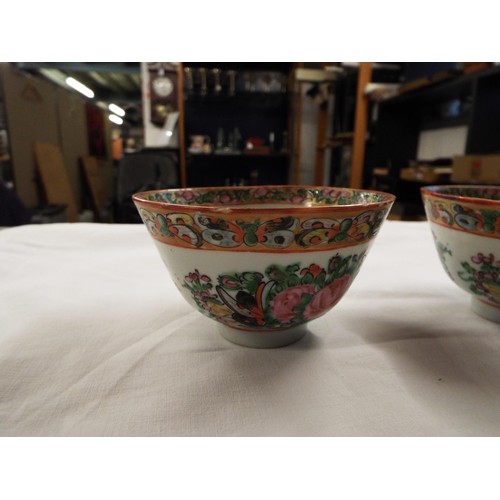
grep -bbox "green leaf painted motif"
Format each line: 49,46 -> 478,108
157,214 -> 171,236
238,220 -> 259,246
265,264 -> 290,284
329,218 -> 352,243
480,210 -> 500,233
457,252 -> 500,305
315,271 -> 326,288
458,262 -> 475,281
301,272 -> 314,285
241,272 -> 264,295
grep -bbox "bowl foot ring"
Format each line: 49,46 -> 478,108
471,297 -> 500,324
217,324 -> 308,348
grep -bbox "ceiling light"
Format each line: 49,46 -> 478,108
108,114 -> 123,125
108,103 -> 125,117
65,77 -> 94,98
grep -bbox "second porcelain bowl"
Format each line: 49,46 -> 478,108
421,184 -> 500,323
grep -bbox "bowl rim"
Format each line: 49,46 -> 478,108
421,184 -> 500,206
132,185 -> 396,214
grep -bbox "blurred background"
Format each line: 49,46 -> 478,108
1,61 -> 498,225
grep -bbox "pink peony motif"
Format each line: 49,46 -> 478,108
251,187 -> 269,198
323,188 -> 337,197
304,274 -> 353,320
219,194 -> 232,204
291,195 -> 305,204
176,190 -> 196,202
270,284 -> 316,323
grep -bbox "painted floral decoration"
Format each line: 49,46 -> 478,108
138,208 -> 385,251
182,252 -> 366,331
433,232 -> 500,306
422,186 -> 500,238
148,186 -> 388,207
459,252 -> 500,305
432,233 -> 453,279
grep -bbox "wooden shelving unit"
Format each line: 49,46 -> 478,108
371,64 -> 500,216
350,62 -> 373,189
305,62 -> 399,189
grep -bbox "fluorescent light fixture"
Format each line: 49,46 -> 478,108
65,77 -> 94,98
108,114 -> 123,125
108,103 -> 125,117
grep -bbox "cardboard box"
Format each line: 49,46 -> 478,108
451,155 -> 500,183
400,166 -> 452,183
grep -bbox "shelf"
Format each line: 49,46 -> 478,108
180,62 -> 294,187
186,154 -> 289,187
419,114 -> 471,131
386,72 -> 474,106
183,62 -> 292,72
382,66 -> 500,110
185,91 -> 288,100
371,63 -> 500,213
322,132 -> 354,149
140,147 -> 180,153
187,151 -> 289,159
184,92 -> 288,112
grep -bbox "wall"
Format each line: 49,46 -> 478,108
298,84 -> 317,185
2,64 -> 58,208
1,64 -> 89,210
57,90 -> 90,207
297,83 -> 334,185
416,126 -> 467,160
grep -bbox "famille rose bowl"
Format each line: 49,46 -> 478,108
133,186 -> 395,347
421,185 -> 500,324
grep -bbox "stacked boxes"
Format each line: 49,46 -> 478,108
451,155 -> 500,184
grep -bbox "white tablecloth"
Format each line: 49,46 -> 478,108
0,221 -> 499,436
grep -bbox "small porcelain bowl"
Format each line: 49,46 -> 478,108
421,185 -> 500,323
133,186 -> 395,347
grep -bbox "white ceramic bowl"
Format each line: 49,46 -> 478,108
133,186 -> 395,347
421,185 -> 500,323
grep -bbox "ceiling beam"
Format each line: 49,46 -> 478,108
16,62 -> 140,74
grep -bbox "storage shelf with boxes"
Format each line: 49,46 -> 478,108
451,154 -> 500,184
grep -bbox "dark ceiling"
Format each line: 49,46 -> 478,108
15,62 -> 142,102
13,62 -> 143,126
